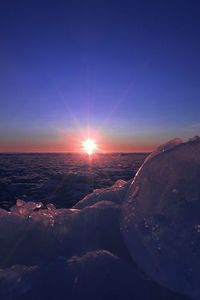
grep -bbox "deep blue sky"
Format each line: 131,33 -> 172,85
0,0 -> 200,151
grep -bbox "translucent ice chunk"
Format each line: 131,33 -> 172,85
47,203 -> 56,210
10,201 -> 41,217
144,138 -> 183,163
189,135 -> 200,142
121,137 -> 200,299
156,137 -> 183,152
74,180 -> 131,209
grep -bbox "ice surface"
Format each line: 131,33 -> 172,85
0,196 -> 130,267
0,141 -> 198,299
121,138 -> 200,299
10,200 -> 43,216
73,179 -> 131,209
143,137 -> 183,163
0,250 -> 189,300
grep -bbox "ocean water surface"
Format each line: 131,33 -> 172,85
0,153 -> 148,209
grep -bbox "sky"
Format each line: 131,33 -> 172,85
0,0 -> 200,152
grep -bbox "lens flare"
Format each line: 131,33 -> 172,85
82,138 -> 97,155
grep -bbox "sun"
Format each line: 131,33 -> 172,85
82,138 -> 97,155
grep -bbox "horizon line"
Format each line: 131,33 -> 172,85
0,150 -> 151,154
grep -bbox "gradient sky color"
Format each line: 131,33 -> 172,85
0,0 -> 200,152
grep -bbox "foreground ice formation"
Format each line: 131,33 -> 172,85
121,137 -> 200,299
74,179 -> 130,209
0,199 -> 130,267
0,250 -> 189,300
0,200 -> 188,300
1,137 -> 200,299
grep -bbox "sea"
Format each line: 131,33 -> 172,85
0,152 -> 148,209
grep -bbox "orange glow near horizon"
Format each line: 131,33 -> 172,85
0,140 -> 158,153
0,129 -> 162,153
0,144 -> 155,153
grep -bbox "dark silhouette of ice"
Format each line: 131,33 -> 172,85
0,250 -> 189,300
